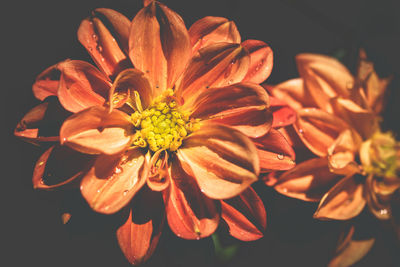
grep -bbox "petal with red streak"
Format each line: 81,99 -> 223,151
242,39 -> 273,84
273,157 -> 341,201
294,108 -> 350,157
80,148 -> 147,214
177,122 -> 259,199
129,1 -> 191,93
33,145 -> 95,190
163,160 -> 219,239
60,106 -> 132,155
189,16 -> 240,53
252,128 -> 296,172
314,175 -> 365,220
176,42 -> 250,105
221,187 -> 266,241
117,187 -> 164,265
77,9 -> 131,79
189,82 -> 271,137
57,60 -> 111,113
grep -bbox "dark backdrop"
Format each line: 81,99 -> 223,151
3,0 -> 400,266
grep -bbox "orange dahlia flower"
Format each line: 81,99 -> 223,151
266,50 -> 399,266
15,1 -> 295,265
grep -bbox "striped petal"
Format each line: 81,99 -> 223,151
242,39 -> 273,84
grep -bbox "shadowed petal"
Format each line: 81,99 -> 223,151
328,237 -> 375,267
273,158 -> 341,201
14,98 -> 70,143
77,8 -> 131,79
252,128 -> 296,171
221,187 -> 266,241
60,106 -> 132,155
314,175 -> 365,220
117,187 -> 164,265
57,60 -> 111,113
242,40 -> 273,84
294,108 -> 350,157
176,42 -> 250,105
81,148 -> 147,214
189,16 -> 240,53
177,122 -> 259,199
33,145 -> 95,190
163,159 -> 219,239
296,53 -> 354,113
265,78 -> 316,110
129,1 -> 191,93
189,82 -> 271,137
109,68 -> 154,110
32,63 -> 61,101
269,96 -> 297,128
147,150 -> 170,192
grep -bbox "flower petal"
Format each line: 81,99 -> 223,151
314,175 -> 365,220
221,187 -> 266,241
189,82 -> 271,137
242,39 -> 273,84
117,187 -> 164,265
176,42 -> 250,105
33,145 -> 94,190
80,148 -> 147,214
77,9 -> 131,79
60,106 -> 132,155
188,16 -> 240,53
296,53 -> 354,113
32,63 -> 61,101
163,159 -> 219,239
294,108 -> 350,157
129,1 -> 191,93
14,98 -> 70,143
57,60 -> 111,113
147,150 -> 170,192
109,68 -> 154,110
177,122 -> 259,199
266,78 -> 315,110
252,128 -> 296,171
273,157 -> 341,201
328,238 -> 375,267
269,96 -> 297,128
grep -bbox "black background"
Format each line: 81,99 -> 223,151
3,0 -> 400,266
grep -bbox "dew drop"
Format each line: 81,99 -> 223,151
227,79 -> 233,85
101,57 -> 105,62
282,188 -> 288,193
380,209 -> 388,215
123,190 -> 129,196
195,236 -> 201,240
96,45 -> 103,52
298,129 -> 304,134
92,34 -> 98,41
114,167 -> 122,174
277,154 -> 284,160
97,189 -> 101,193
38,161 -> 45,166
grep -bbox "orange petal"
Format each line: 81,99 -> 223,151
176,42 -> 250,105
269,96 -> 297,128
60,106 -> 132,155
129,1 -> 191,93
109,68 -> 154,110
57,60 -> 111,113
266,78 -> 316,110
328,238 -> 374,267
273,157 -> 341,201
77,9 -> 131,79
294,108 -> 350,157
189,16 -> 240,53
296,53 -> 354,112
117,187 -> 164,265
177,122 -> 259,199
146,150 -> 170,192
242,39 -> 273,84
364,174 -> 392,220
314,175 -> 365,220
32,63 -> 61,101
163,159 -> 219,239
80,148 -> 147,214
32,145 -> 95,190
221,187 -> 266,241
252,128 -> 296,171
189,82 -> 271,137
14,99 -> 70,143
330,97 -> 379,139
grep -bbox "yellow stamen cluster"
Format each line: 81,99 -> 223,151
131,89 -> 200,152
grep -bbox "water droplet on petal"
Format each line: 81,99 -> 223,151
92,34 -> 98,41
277,154 -> 284,160
114,167 -> 122,174
96,45 -> 103,52
380,209 -> 388,215
123,190 -> 129,196
97,189 -> 101,193
298,129 -> 304,134
282,188 -> 288,193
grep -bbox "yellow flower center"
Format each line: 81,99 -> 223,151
130,89 -> 200,152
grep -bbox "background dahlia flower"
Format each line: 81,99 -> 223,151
266,50 -> 399,266
14,1 -> 295,265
